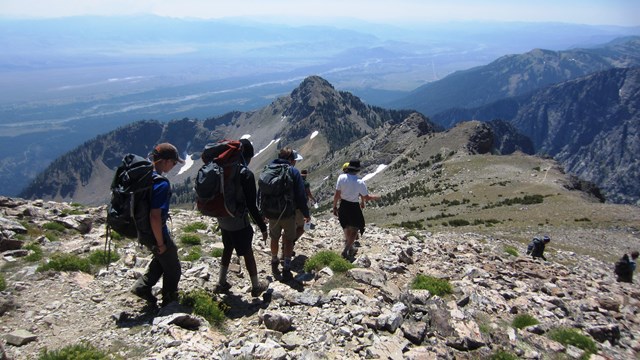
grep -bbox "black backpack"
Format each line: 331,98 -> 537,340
614,256 -> 632,277
106,154 -> 166,248
195,140 -> 247,218
258,163 -> 295,220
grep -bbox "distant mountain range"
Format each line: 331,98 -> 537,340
389,36 -> 640,117
8,34 -> 640,206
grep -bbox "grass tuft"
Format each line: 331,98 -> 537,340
489,349 -> 518,360
183,247 -> 202,261
0,273 -> 6,291
503,245 -> 519,257
512,314 -> 539,329
411,274 -> 453,296
304,250 -> 354,273
211,248 -> 224,258
38,342 -> 114,360
183,221 -> 208,233
88,250 -> 120,266
181,233 -> 202,246
37,253 -> 92,274
24,243 -> 44,262
180,289 -> 225,327
42,222 -> 67,232
548,328 -> 597,356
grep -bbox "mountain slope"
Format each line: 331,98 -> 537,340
390,36 -> 640,118
19,76 -> 429,205
432,67 -> 640,205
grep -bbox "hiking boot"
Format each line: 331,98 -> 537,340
250,280 -> 269,297
282,269 -> 293,282
213,282 -> 232,294
130,286 -> 157,305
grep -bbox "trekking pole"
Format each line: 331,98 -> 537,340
105,224 -> 112,270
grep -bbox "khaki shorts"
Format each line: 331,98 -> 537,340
269,215 -> 296,243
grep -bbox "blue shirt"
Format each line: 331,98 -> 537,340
151,172 -> 171,240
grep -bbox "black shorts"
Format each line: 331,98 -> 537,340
221,226 -> 254,257
338,200 -> 365,235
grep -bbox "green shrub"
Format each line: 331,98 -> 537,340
411,274 -> 453,296
88,250 -> 120,266
109,230 -> 124,241
181,234 -> 201,246
183,247 -> 202,261
45,231 -> 59,242
490,349 -> 518,360
304,251 -> 354,273
183,222 -> 208,233
211,248 -> 224,258
512,314 -> 539,329
448,219 -> 470,227
42,222 -> 66,232
503,246 -> 519,257
0,273 -> 6,291
548,328 -> 597,356
38,342 -> 113,360
24,243 -> 44,262
320,273 -> 358,293
180,290 -> 225,326
37,253 -> 92,274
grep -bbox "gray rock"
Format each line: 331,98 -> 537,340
261,311 -> 292,333
5,329 -> 37,346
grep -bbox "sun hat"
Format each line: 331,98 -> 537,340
153,143 -> 184,163
346,159 -> 361,172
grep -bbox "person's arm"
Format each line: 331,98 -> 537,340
243,170 -> 268,234
332,190 -> 341,216
292,169 -> 310,219
150,209 -> 165,254
306,187 -> 317,203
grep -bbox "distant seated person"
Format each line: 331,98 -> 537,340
526,235 -> 550,260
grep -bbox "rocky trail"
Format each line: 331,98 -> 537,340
1,197 -> 639,359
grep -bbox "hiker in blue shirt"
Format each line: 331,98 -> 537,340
131,143 -> 184,308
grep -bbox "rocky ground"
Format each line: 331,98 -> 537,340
1,197 -> 640,359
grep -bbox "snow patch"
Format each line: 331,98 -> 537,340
310,130 -> 319,139
362,164 -> 388,182
256,138 -> 281,158
241,134 -> 251,139
177,154 -> 195,175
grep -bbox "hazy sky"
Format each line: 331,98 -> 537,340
1,0 -> 639,27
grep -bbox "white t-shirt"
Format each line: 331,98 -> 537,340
335,173 -> 368,203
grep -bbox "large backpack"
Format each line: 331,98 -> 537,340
195,140 -> 247,218
614,256 -> 632,277
106,153 -> 166,248
258,163 -> 295,219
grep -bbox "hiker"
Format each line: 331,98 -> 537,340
260,147 -> 310,281
332,159 -> 380,259
616,251 -> 639,283
213,139 -> 269,297
526,235 -> 550,260
131,143 -> 184,308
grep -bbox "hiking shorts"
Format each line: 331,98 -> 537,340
268,215 -> 296,244
221,226 -> 254,257
338,200 -> 365,235
295,209 -> 305,229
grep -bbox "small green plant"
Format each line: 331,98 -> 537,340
448,219 -> 470,227
512,314 -> 539,329
490,349 -> 518,360
38,342 -> 113,360
211,248 -> 224,258
42,222 -> 67,232
88,250 -> 120,266
45,232 -> 59,242
183,247 -> 202,261
0,273 -> 6,291
304,250 -> 354,273
180,289 -> 225,326
548,328 -> 597,356
109,230 -> 124,241
183,222 -> 208,233
181,233 -> 202,246
411,274 -> 453,296
503,246 -> 519,257
24,243 -> 44,262
37,253 -> 92,274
